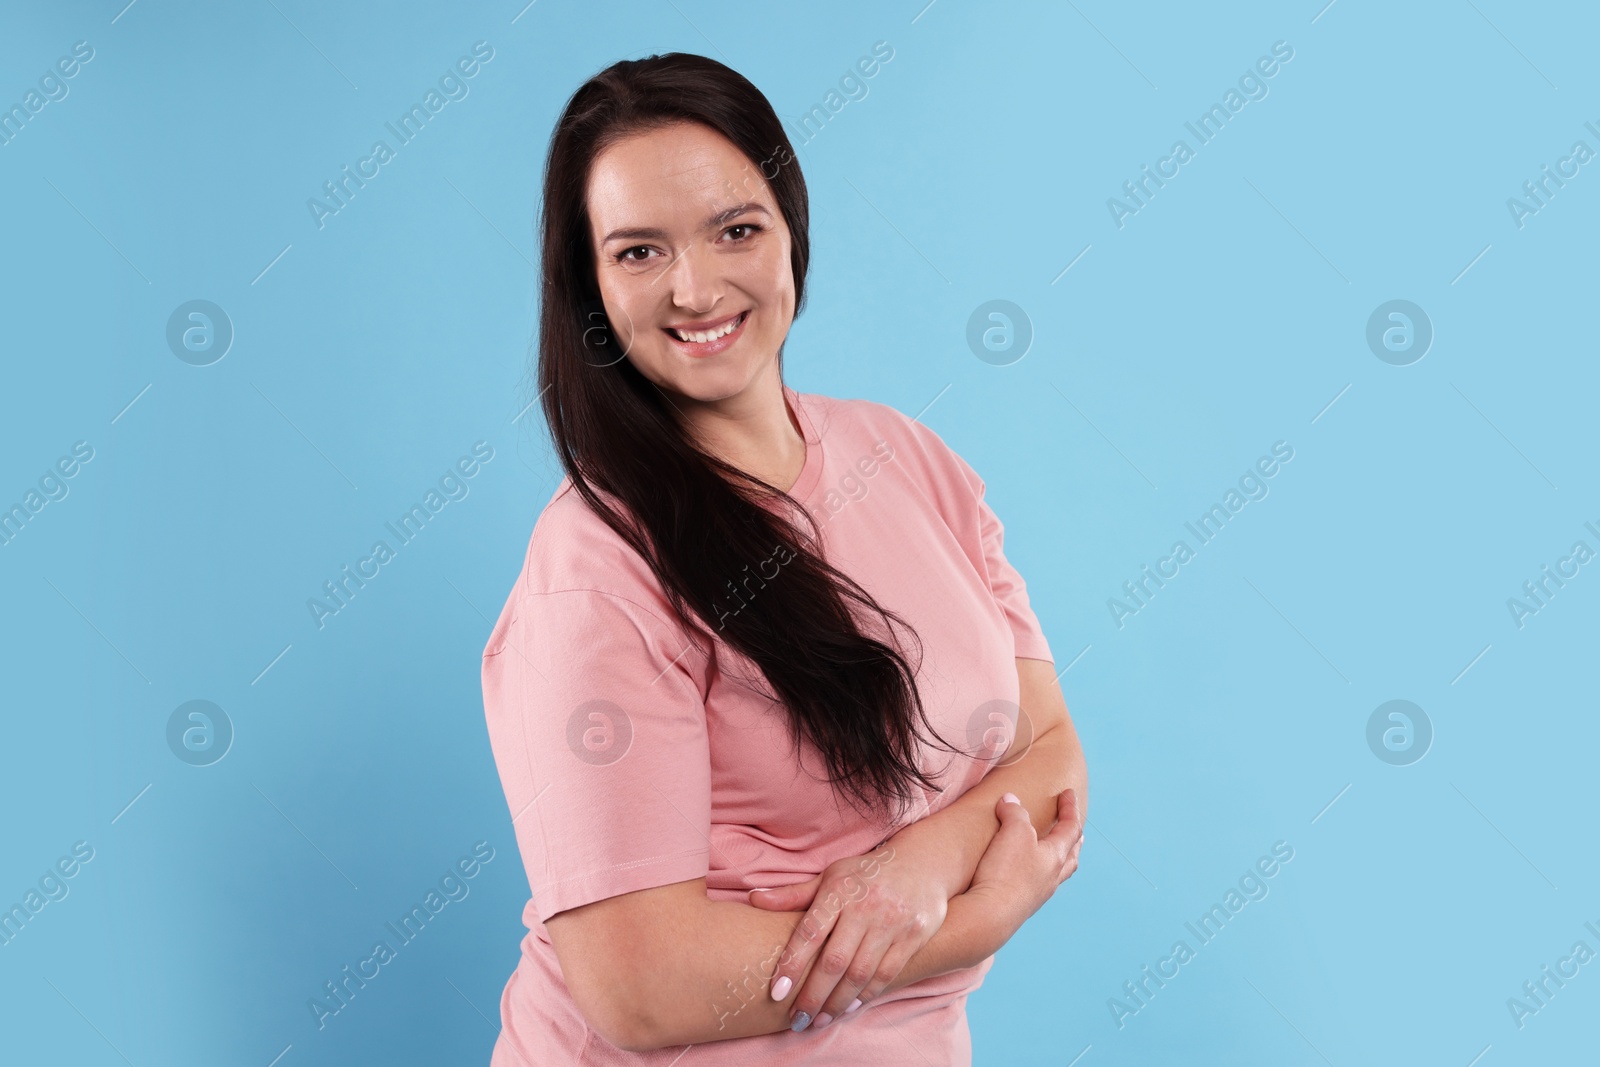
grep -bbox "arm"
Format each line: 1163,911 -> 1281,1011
889,788 -> 1085,993
547,877 -> 812,1051
545,872 -> 1008,1052
749,656 -> 1089,1028
885,656 -> 1088,901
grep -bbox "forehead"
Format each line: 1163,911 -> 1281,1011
586,122 -> 771,235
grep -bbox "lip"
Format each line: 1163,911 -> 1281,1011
665,310 -> 744,332
663,309 -> 748,357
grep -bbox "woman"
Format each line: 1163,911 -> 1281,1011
480,52 -> 1088,1065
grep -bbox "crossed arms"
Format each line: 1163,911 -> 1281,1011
545,656 -> 1088,1052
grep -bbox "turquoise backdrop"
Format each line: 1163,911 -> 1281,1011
2,1 -> 1596,1064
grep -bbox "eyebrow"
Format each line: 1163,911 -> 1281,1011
602,202 -> 771,244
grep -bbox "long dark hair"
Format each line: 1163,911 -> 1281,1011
534,52 -> 961,822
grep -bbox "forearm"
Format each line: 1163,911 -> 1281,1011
883,887 -> 1007,994
890,718 -> 1085,899
619,894 -> 817,1049
640,887 -> 1004,1049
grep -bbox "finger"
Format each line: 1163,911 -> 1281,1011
788,915 -> 870,1031
770,884 -> 848,1007
812,921 -> 899,1026
1059,785 -> 1082,829
1061,831 -> 1083,883
995,791 -> 1037,838
1048,791 -> 1086,884
1042,788 -> 1083,847
749,874 -> 820,912
848,930 -> 924,1013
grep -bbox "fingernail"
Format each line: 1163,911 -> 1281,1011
771,975 -> 792,1000
790,1011 -> 812,1032
1002,792 -> 1020,805
846,998 -> 862,1014
813,1012 -> 834,1030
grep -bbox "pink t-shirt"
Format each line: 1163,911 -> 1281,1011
480,386 -> 1053,1066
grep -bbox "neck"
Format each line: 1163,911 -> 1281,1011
670,364 -> 806,493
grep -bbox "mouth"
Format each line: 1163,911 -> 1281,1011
663,310 -> 749,356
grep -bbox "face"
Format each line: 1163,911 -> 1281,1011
586,121 -> 795,408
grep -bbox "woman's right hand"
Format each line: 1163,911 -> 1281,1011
964,788 -> 1085,935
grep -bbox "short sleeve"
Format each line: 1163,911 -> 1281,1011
481,588 -> 711,924
891,406 -> 1055,664
974,481 -> 1055,663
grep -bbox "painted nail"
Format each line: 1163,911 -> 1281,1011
771,975 -> 792,1001
1002,792 -> 1020,805
846,998 -> 862,1014
790,1011 -> 812,1032
813,1012 -> 834,1030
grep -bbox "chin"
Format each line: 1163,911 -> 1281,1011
653,358 -> 767,404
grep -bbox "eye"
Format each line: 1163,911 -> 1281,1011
723,222 -> 763,242
615,245 -> 655,264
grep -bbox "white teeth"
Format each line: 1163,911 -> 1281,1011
671,313 -> 742,344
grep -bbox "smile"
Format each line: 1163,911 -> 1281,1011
664,310 -> 748,352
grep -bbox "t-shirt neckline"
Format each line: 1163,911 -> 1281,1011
783,384 -> 824,501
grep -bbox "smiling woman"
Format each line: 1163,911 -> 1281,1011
479,51 -> 1088,1065
584,120 -> 801,483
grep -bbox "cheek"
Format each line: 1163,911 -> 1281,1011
599,287 -> 644,351
750,244 -> 795,322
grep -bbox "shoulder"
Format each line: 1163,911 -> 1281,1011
503,478 -> 683,630
801,391 -> 968,474
803,390 -> 984,506
802,390 -> 911,443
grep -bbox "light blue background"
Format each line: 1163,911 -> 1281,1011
2,1 -> 1596,1064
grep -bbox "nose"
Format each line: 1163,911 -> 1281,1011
663,238 -> 724,315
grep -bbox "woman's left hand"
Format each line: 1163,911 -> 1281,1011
747,841 -> 948,1032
